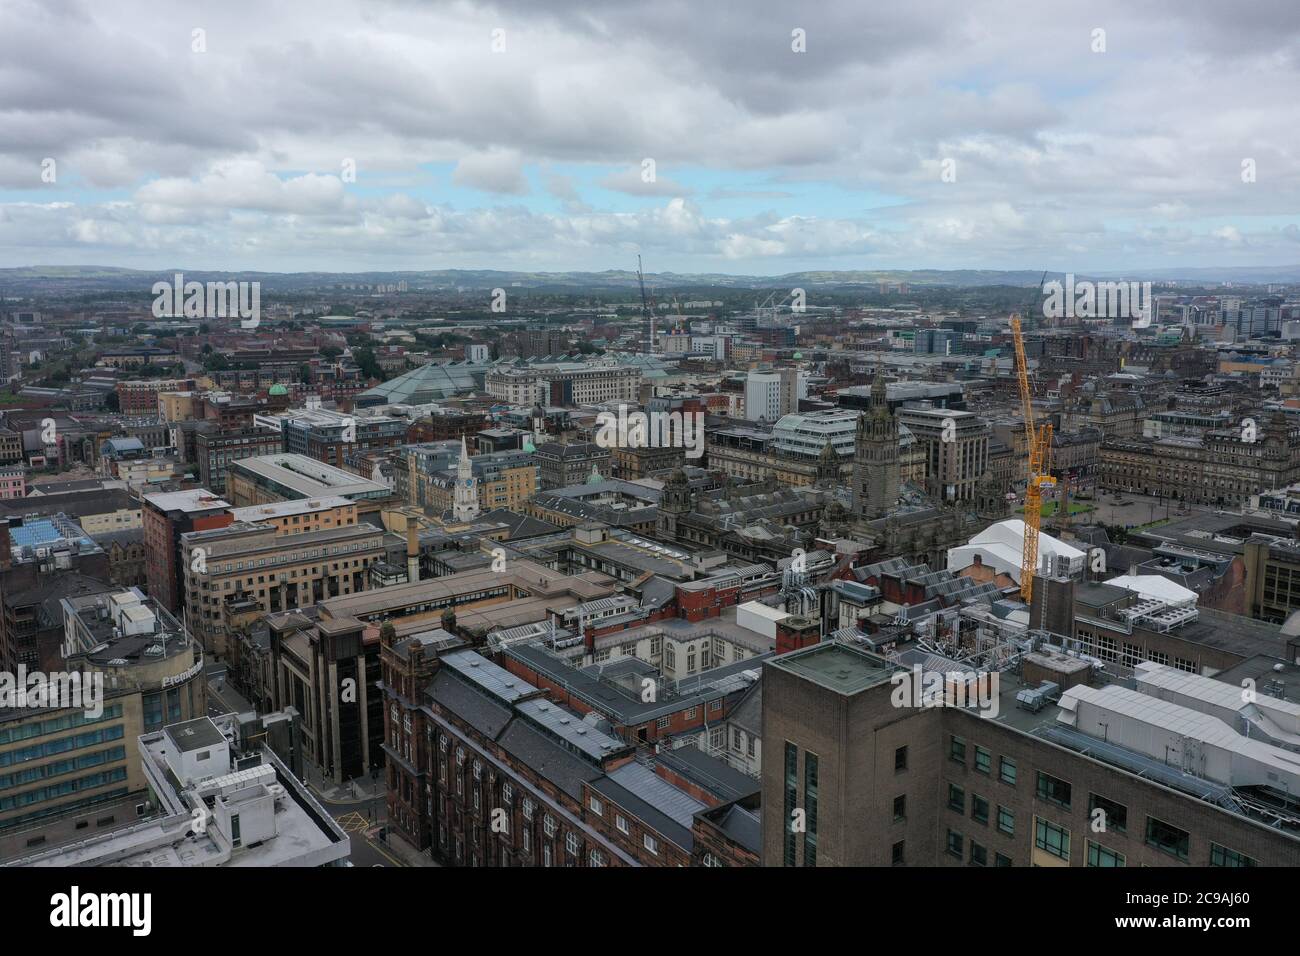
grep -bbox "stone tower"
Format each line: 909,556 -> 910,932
453,437 -> 480,522
852,366 -> 900,519
657,467 -> 692,540
814,438 -> 840,487
975,469 -> 1010,522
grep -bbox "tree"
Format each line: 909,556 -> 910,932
352,347 -> 383,381
104,391 -> 120,412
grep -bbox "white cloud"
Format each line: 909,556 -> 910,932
0,0 -> 1296,271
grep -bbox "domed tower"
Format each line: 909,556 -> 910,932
975,469 -> 1009,522
851,365 -> 900,519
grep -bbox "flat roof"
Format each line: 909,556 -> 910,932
230,454 -> 390,498
766,641 -> 897,695
143,488 -> 231,512
229,495 -> 353,521
164,717 -> 227,753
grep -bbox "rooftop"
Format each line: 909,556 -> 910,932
765,641 -> 897,696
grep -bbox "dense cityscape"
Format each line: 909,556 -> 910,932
2,0 -> 1296,936
0,272 -> 1297,879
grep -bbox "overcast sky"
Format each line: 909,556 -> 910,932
1,0 -> 1298,275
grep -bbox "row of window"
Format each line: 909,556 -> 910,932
0,703 -> 124,746
0,725 -> 125,768
952,739 -> 1259,866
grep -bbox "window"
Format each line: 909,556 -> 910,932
522,798 -> 534,820
948,784 -> 965,812
657,716 -> 670,730
997,806 -> 1015,835
702,852 -> 722,868
895,746 -> 908,771
893,794 -> 906,821
891,840 -> 905,865
949,736 -> 966,764
502,783 -> 513,805
543,815 -> 557,838
974,747 -> 991,775
994,853 -> 1012,867
590,849 -> 606,867
1036,771 -> 1072,809
565,832 -> 579,855
643,834 -> 659,855
1088,793 -> 1128,833
970,842 -> 987,866
616,814 -> 628,834
1210,843 -> 1256,868
1087,841 -> 1126,867
945,830 -> 964,858
783,741 -> 798,868
589,795 -> 603,815
1145,816 -> 1189,861
971,795 -> 989,826
1034,818 -> 1070,862
803,752 -> 819,868
999,757 -> 1017,785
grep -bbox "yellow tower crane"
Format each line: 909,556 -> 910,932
1009,313 -> 1056,606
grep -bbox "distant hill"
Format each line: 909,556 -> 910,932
2,264 -> 1298,295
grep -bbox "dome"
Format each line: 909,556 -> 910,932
268,383 -> 288,396
792,351 -> 803,359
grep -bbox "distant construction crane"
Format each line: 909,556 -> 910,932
1010,312 -> 1056,607
636,255 -> 657,353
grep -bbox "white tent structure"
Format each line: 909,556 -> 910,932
1105,574 -> 1197,606
946,519 -> 1086,584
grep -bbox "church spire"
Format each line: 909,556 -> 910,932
453,437 -> 479,522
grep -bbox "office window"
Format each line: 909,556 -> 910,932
783,741 -> 798,867
892,840 -> 905,866
945,830 -> 964,858
974,747 -> 991,775
893,794 -> 906,821
997,805 -> 1015,835
1087,841 -> 1126,867
949,736 -> 966,764
971,794 -> 989,826
1035,818 -> 1070,862
1088,793 -> 1128,833
895,746 -> 908,771
1036,771 -> 1072,809
970,842 -> 987,867
803,752 -> 818,868
1210,843 -> 1257,868
1145,816 -> 1189,861
999,757 -> 1016,785
948,784 -> 965,813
